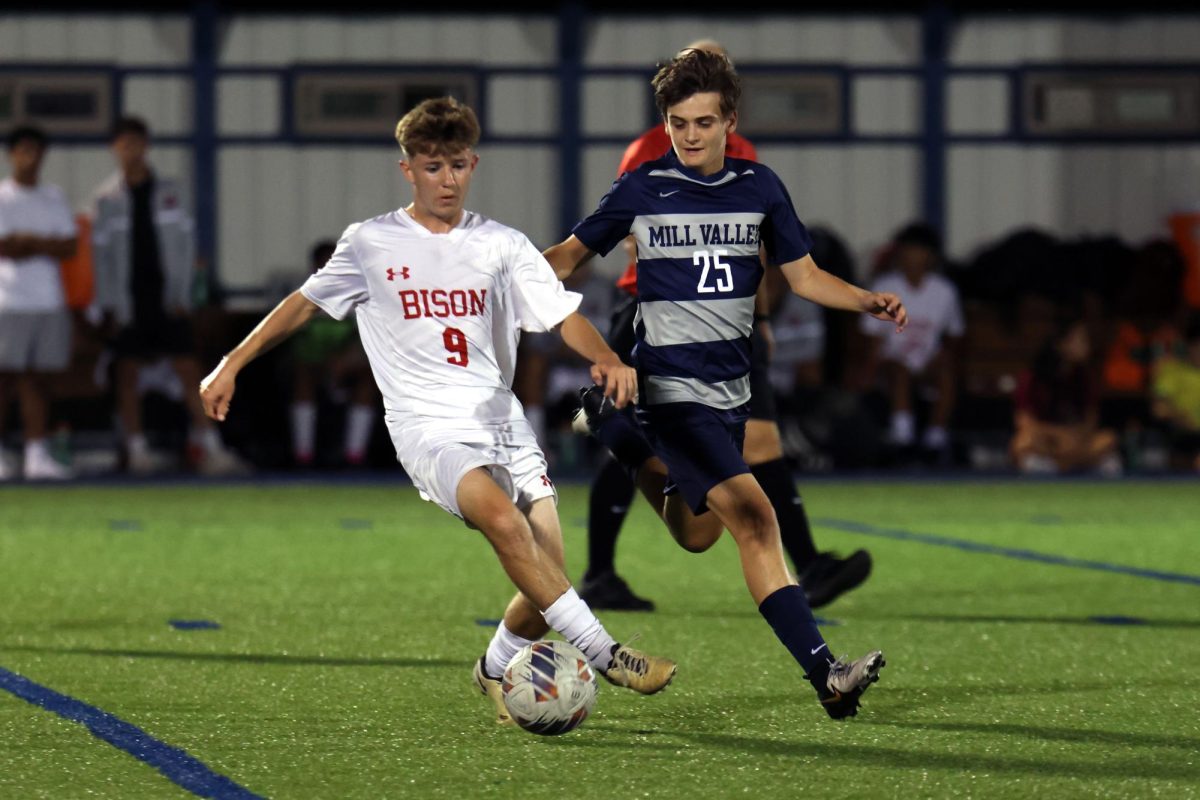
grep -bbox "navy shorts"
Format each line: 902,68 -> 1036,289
636,401 -> 751,515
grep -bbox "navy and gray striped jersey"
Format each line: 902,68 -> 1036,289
572,150 -> 812,410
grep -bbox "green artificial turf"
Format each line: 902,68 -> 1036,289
1,480 -> 1198,799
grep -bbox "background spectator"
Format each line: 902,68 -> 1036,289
0,125 -> 77,481
91,116 -> 243,475
1150,314 -> 1200,471
289,240 -> 378,468
859,222 -> 964,460
1011,320 -> 1121,476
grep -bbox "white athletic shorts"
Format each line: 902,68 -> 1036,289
386,412 -> 557,520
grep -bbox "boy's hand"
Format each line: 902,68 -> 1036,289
199,358 -> 237,422
865,292 -> 907,332
591,356 -> 638,409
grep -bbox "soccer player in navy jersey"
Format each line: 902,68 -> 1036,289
578,40 -> 873,615
543,49 -> 906,718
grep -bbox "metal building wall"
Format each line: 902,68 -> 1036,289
945,15 -> 1200,257
215,15 -> 559,291
0,14 -> 193,219
5,11 -> 1200,289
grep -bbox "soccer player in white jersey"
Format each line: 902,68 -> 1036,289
545,50 -> 907,719
199,98 -> 676,725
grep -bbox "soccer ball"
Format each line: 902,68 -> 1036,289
502,640 -> 598,735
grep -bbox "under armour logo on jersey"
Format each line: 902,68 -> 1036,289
386,266 -> 411,281
540,475 -> 553,487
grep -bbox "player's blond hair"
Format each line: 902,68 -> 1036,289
394,97 -> 481,159
652,48 -> 741,120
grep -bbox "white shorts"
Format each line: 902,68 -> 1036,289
386,413 -> 557,520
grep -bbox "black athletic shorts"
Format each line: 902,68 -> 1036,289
748,324 -> 777,422
112,315 -> 195,359
607,296 -> 638,361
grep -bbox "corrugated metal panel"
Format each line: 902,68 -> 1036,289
124,76 -> 193,136
217,77 -> 280,136
583,77 -> 651,137
488,76 -> 557,136
0,15 -> 189,64
38,147 -> 116,216
578,145 -> 632,280
948,146 -> 1200,257
951,15 -> 1200,64
947,76 -> 1009,135
584,16 -> 921,66
853,76 -> 921,135
218,145 -> 557,288
758,145 -> 920,277
947,146 -> 1064,257
219,16 -> 557,65
471,146 -> 557,247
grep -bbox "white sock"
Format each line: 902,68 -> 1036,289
190,426 -> 223,455
291,402 -> 316,460
483,622 -> 535,679
127,433 -> 149,456
343,404 -> 374,463
540,587 -> 616,671
24,438 -> 49,461
890,411 -> 915,445
923,425 -> 948,449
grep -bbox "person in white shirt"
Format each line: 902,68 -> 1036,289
860,223 -> 964,455
198,97 -> 677,725
0,126 -> 77,481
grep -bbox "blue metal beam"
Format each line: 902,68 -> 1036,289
557,0 -> 584,238
921,1 -> 950,235
192,0 -> 218,298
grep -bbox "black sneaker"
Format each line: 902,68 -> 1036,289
571,386 -> 617,436
579,571 -> 655,612
808,650 -> 885,720
799,549 -> 873,609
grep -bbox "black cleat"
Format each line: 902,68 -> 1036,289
579,571 -> 655,612
809,650 -> 886,720
799,549 -> 873,609
571,385 -> 618,436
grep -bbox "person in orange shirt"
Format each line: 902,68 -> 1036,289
576,40 -> 871,613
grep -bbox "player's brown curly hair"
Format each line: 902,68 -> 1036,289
394,97 -> 480,158
651,48 -> 742,120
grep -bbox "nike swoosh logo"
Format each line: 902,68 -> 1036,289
658,190 -> 680,197
811,643 -> 828,655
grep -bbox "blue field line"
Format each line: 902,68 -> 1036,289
0,667 -> 262,799
816,517 -> 1200,588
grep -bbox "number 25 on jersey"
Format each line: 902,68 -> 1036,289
694,249 -> 733,294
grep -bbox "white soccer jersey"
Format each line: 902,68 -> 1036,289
860,271 -> 964,373
300,208 -> 581,426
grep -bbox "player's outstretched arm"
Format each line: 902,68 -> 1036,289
542,236 -> 595,281
200,290 -> 321,421
556,311 -> 637,409
780,254 -> 907,332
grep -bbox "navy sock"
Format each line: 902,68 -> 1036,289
585,457 -> 637,579
751,459 -> 818,570
593,408 -> 655,481
758,584 -> 832,690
